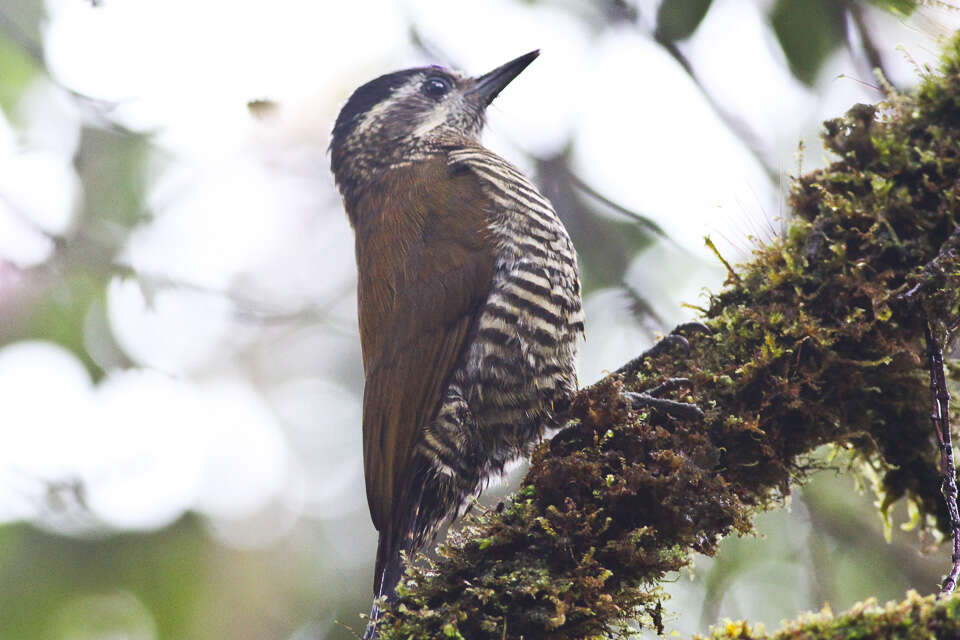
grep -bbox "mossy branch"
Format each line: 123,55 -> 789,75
696,591 -> 960,640
376,33 -> 960,640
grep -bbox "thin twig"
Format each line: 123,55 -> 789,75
705,236 -> 742,286
924,317 -> 960,597
564,170 -> 667,238
848,5 -> 895,95
650,29 -> 776,182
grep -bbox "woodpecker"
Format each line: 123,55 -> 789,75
329,50 -> 583,638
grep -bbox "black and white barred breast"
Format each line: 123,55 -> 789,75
415,145 -> 583,531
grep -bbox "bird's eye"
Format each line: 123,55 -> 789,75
422,76 -> 452,98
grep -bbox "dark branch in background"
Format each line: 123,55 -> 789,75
121,267 -> 358,332
924,319 -> 960,597
406,24 -> 459,68
526,144 -> 682,336
646,1 -> 911,183
649,13 -> 779,180
847,4 -> 895,93
621,283 -> 666,330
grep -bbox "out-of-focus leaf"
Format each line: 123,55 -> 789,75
0,518 -> 207,639
2,126 -> 151,378
771,0 -> 847,86
0,33 -> 38,115
76,126 -> 153,231
14,272 -> 107,378
865,0 -> 921,17
247,98 -> 280,121
655,0 -> 714,41
865,0 -> 960,41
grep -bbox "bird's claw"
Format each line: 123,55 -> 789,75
673,321 -> 714,336
623,374 -> 701,420
644,377 -> 693,396
623,391 -> 704,421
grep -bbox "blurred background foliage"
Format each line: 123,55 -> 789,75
0,0 -> 957,638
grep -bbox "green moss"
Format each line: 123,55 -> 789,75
698,591 -> 960,639
375,31 -> 960,640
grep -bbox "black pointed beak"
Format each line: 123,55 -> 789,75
468,50 -> 539,107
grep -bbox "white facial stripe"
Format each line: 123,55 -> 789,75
412,98 -> 454,137
352,77 -> 424,138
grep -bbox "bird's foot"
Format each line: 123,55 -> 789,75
623,369 -> 704,420
614,322 -> 709,419
623,389 -> 703,421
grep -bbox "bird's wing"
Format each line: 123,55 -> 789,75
354,155 -> 496,537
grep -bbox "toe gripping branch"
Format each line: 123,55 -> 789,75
616,323 -> 712,421
623,386 -> 704,421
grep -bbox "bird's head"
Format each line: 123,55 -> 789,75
330,50 -> 538,196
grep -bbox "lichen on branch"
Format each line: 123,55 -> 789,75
376,33 -> 960,640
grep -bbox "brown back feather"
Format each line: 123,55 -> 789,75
351,155 -> 496,538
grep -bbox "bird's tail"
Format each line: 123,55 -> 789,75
363,534 -> 405,640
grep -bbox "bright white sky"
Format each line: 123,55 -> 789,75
0,0 -> 956,595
